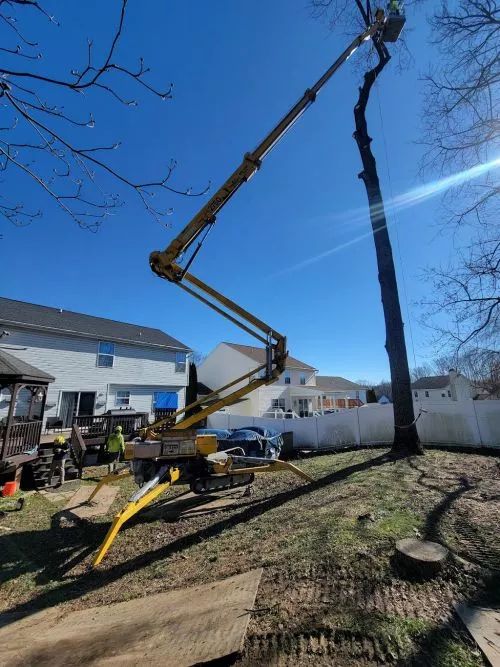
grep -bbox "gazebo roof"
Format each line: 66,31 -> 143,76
0,349 -> 55,385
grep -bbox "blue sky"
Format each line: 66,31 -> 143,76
0,1 -> 473,382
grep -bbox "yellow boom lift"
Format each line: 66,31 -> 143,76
90,8 -> 405,566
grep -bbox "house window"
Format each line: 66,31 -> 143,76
441,392 -> 446,397
271,398 -> 285,410
284,374 -> 291,384
116,390 -> 130,406
448,390 -> 451,397
97,341 -> 114,368
414,391 -> 418,398
425,391 -> 429,398
175,352 -> 186,373
299,374 -> 306,385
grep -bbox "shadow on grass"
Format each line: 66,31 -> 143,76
0,450 -> 395,626
398,458 -> 500,665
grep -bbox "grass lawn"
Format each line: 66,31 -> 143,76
1,448 -> 499,665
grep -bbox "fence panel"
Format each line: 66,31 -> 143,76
358,404 -> 394,445
416,402 -> 480,447
472,401 -> 500,448
207,400 -> 500,450
316,410 -> 359,448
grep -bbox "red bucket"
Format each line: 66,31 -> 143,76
2,481 -> 17,497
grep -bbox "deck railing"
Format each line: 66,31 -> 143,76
1,420 -> 42,460
74,413 -> 149,442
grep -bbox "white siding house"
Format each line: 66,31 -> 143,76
198,342 -> 366,418
0,298 -> 191,427
412,370 -> 473,404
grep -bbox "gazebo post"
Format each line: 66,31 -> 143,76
2,382 -> 19,461
27,385 -> 36,421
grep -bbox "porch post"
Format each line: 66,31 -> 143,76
27,386 -> 35,420
2,382 -> 18,460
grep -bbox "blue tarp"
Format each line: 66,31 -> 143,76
154,392 -> 178,409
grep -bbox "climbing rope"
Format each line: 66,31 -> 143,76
394,407 -> 428,429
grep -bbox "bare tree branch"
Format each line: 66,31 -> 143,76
0,0 -> 211,230
421,0 -> 500,351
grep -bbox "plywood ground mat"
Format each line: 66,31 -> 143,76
0,568 -> 263,667
62,484 -> 119,519
456,604 -> 500,666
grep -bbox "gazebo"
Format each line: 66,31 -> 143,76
0,349 -> 54,471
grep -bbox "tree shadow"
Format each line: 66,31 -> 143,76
0,450 -> 395,627
405,568 -> 500,666
397,458 -> 500,664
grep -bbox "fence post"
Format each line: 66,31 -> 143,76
472,400 -> 483,447
355,408 -> 361,446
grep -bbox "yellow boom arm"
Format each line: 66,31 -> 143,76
147,13 -> 386,433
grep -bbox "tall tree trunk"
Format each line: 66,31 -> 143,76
353,41 -> 423,455
185,362 -> 202,423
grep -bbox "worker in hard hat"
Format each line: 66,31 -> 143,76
105,425 -> 125,473
48,435 -> 69,487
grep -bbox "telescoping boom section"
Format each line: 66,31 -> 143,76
90,9 -> 406,567
148,11 -> 397,432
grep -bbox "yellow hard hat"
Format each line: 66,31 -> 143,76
54,435 -> 66,445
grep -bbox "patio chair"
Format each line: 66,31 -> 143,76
45,416 -> 63,434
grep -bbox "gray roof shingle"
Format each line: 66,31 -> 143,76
315,375 -> 367,391
223,342 -> 316,371
0,349 -> 55,383
411,375 -> 450,390
0,297 -> 190,350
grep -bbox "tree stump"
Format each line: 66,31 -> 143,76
395,539 -> 449,578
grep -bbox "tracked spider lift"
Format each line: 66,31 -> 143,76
90,8 -> 405,567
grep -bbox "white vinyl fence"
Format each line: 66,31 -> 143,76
207,400 -> 500,450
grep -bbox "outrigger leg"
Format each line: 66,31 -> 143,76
92,466 -> 180,567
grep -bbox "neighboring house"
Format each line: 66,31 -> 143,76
0,297 -> 191,428
411,370 -> 472,403
198,342 -> 366,417
377,394 -> 392,405
315,376 -> 367,410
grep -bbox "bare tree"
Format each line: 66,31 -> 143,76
421,0 -> 499,349
423,235 -> 499,350
0,0 -> 209,231
311,0 -> 423,454
410,363 -> 435,382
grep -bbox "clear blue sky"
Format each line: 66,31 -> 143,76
1,1 -> 466,382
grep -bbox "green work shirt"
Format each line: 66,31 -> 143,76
106,432 -> 125,454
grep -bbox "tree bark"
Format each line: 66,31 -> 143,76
185,362 -> 202,423
353,41 -> 423,455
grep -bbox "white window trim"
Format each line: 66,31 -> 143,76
97,341 -> 115,368
115,390 -> 130,406
175,352 -> 186,374
271,398 -> 285,410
